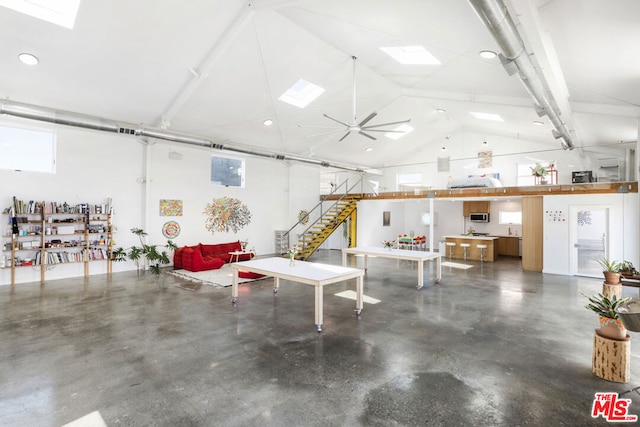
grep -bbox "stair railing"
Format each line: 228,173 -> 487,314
282,177 -> 362,253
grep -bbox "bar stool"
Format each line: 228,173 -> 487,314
477,244 -> 487,263
460,243 -> 471,260
445,242 -> 456,259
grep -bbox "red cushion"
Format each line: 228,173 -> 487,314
173,247 -> 185,269
238,270 -> 265,279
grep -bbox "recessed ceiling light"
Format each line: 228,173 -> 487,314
482,141 -> 488,145
263,119 -> 273,126
385,124 -> 414,140
380,46 -> 441,65
1,0 -> 81,29
479,50 -> 497,59
278,79 -> 325,108
365,147 -> 373,152
469,111 -> 504,122
436,108 -> 446,113
18,52 -> 38,65
533,120 -> 544,126
441,146 -> 446,151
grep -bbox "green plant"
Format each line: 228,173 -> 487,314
112,228 -> 177,274
594,258 -> 621,272
584,293 -> 631,320
530,162 -> 548,177
618,260 -> 638,275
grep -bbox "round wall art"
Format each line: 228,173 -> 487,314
162,220 -> 181,239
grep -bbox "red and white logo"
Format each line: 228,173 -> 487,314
592,392 -> 638,422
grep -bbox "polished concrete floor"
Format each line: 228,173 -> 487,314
2,250 -> 640,426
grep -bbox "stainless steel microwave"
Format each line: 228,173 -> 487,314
469,212 -> 489,222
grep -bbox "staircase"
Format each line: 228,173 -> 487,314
294,198 -> 357,260
282,178 -> 362,260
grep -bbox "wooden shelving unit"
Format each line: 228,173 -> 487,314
2,198 -> 114,285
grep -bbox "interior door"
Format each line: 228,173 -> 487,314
570,206 -> 609,277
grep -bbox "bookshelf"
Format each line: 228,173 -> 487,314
2,198 -> 114,285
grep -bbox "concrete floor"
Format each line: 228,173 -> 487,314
2,250 -> 640,426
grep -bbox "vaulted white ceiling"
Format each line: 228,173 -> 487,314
0,0 -> 638,170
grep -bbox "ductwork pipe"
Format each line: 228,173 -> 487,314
468,0 -> 574,149
0,99 -> 366,172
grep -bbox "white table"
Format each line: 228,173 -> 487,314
341,246 -> 441,289
230,257 -> 364,332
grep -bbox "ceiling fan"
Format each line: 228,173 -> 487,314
303,56 -> 411,142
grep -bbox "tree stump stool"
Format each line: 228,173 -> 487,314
592,331 -> 631,383
602,283 -> 622,299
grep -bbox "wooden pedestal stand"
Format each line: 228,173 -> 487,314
602,282 -> 622,299
592,331 -> 631,383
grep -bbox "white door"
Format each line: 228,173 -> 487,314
569,206 -> 609,277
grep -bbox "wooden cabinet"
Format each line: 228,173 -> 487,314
463,201 -> 490,216
497,237 -> 520,257
2,198 -> 113,285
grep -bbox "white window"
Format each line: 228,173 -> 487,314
0,124 -> 56,173
499,211 -> 522,225
397,172 -> 422,190
211,155 -> 245,188
516,163 -> 535,186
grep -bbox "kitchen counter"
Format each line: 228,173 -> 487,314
442,235 -> 499,241
443,236 -> 498,261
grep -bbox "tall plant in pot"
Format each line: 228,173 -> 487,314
594,258 -> 621,284
112,228 -> 177,274
585,293 -> 631,340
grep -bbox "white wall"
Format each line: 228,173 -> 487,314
0,124 -> 325,285
1,125 -> 143,284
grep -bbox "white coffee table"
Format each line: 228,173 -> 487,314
230,257 -> 364,332
341,246 -> 441,288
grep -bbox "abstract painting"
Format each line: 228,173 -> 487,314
203,197 -> 252,234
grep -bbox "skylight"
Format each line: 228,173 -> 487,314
380,46 -> 441,65
0,0 -> 81,29
278,79 -> 325,108
469,111 -> 504,122
385,124 -> 414,140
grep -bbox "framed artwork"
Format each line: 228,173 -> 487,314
159,199 -> 183,216
383,211 -> 391,227
478,151 -> 492,168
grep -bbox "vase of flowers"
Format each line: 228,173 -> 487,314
287,246 -> 297,266
382,240 -> 395,251
240,239 -> 248,252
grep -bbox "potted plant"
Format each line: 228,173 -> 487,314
112,228 -> 177,274
618,260 -> 639,278
530,163 -> 548,184
594,258 -> 621,284
585,293 -> 631,340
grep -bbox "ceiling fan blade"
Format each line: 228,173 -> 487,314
362,119 -> 411,128
357,111 -> 377,127
338,131 -> 351,142
307,129 -> 347,138
359,131 -> 377,141
359,129 -> 404,133
298,124 -> 344,129
323,113 -> 351,127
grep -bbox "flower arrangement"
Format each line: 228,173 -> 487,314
382,240 -> 395,249
287,246 -> 298,257
467,227 -> 475,235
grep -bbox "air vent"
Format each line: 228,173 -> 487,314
118,127 -> 136,135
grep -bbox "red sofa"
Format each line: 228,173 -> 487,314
173,241 -> 254,272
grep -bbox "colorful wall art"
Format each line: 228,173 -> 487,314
162,221 -> 181,239
203,197 -> 252,234
159,199 -> 183,216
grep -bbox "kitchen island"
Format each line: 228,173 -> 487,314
443,235 -> 499,262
